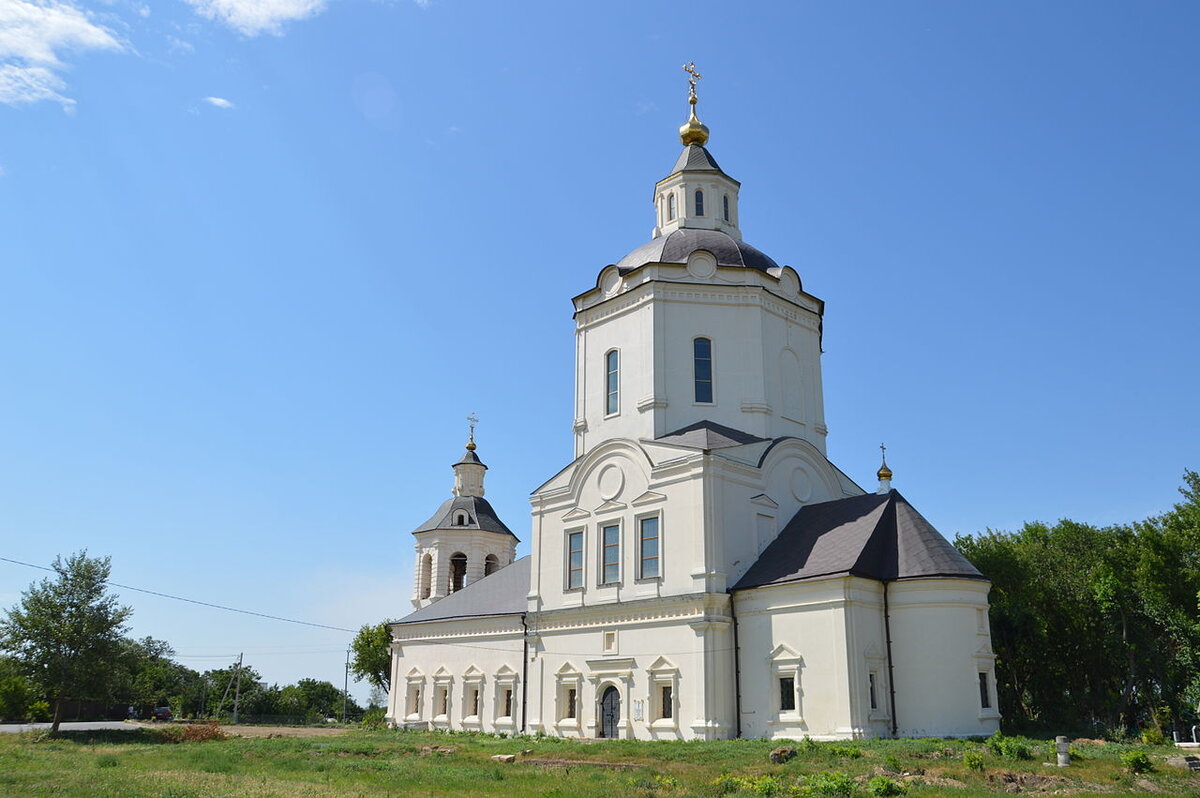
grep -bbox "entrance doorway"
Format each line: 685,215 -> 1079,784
599,685 -> 620,739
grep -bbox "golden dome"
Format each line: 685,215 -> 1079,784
679,101 -> 709,147
877,461 -> 893,481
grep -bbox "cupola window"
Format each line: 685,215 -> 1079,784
693,337 -> 713,403
723,194 -> 730,221
484,553 -> 499,576
667,193 -> 676,221
694,189 -> 704,216
449,552 -> 467,593
605,349 -> 619,415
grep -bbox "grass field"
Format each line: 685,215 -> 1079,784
0,726 -> 1196,797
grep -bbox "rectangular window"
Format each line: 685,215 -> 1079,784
436,687 -> 448,717
406,685 -> 421,716
566,688 -> 577,719
868,673 -> 878,710
779,677 -> 796,712
639,516 -> 660,579
694,337 -> 713,403
979,672 -> 991,709
471,688 -> 480,717
566,530 -> 583,589
601,524 -> 620,584
660,685 -> 673,720
503,689 -> 513,718
605,350 -> 619,415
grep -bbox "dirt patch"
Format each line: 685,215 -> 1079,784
523,757 -> 640,770
988,771 -> 1072,792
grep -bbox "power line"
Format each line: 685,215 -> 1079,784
0,556 -> 356,633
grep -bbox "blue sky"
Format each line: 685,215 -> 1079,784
1,0 -> 1197,700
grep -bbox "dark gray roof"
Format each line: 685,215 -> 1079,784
394,556 -> 530,625
657,420 -> 768,450
412,496 -> 517,539
615,229 -> 780,274
733,491 -> 985,590
453,449 -> 486,468
670,145 -> 724,174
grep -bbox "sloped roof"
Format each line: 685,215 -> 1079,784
453,449 -> 486,468
615,228 -> 780,274
670,144 -> 724,174
733,491 -> 985,590
411,496 -> 517,539
394,556 -> 530,625
656,420 -> 768,451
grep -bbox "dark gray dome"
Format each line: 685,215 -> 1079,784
615,229 -> 779,274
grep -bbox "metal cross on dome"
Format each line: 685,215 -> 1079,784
683,62 -> 702,100
467,413 -> 479,445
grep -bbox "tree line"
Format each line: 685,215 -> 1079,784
955,470 -> 1200,738
0,552 -> 371,731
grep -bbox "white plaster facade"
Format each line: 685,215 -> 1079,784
385,97 -> 1000,741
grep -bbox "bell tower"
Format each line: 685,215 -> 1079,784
410,418 -> 518,609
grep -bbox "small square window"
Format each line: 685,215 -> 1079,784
603,630 -> 617,653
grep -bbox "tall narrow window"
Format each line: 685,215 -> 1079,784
601,524 -> 620,584
660,685 -> 673,719
694,189 -> 704,216
503,689 -> 513,718
868,673 -> 878,710
693,337 -> 713,403
723,194 -> 730,221
667,193 -> 676,221
979,672 -> 991,709
639,517 -> 660,579
449,552 -> 467,593
471,688 -> 480,717
779,677 -> 796,712
566,688 -> 577,719
605,350 -> 619,415
566,531 -> 584,589
484,553 -> 499,576
419,553 -> 432,600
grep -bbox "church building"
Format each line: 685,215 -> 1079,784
385,71 -> 1000,741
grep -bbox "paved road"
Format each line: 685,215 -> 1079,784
0,721 -> 136,734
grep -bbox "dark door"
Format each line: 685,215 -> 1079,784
599,686 -> 620,739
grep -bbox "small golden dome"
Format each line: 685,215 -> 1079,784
465,440 -> 476,451
877,462 -> 893,481
679,101 -> 709,147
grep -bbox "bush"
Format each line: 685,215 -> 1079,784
962,750 -> 985,771
826,745 -> 863,760
984,731 -> 1031,760
360,707 -> 386,730
800,771 -> 856,797
1140,727 -> 1167,746
154,721 -> 226,744
867,775 -> 907,796
712,774 -> 786,796
882,754 -> 902,773
1120,750 -> 1153,774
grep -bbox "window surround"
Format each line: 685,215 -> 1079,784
974,645 -> 1001,720
493,666 -> 519,729
667,193 -> 676,221
599,522 -> 621,586
864,643 -> 890,722
604,349 -> 620,417
564,528 -> 585,591
694,188 -> 704,217
646,656 -> 680,731
767,644 -> 804,726
404,669 -> 425,721
431,668 -> 453,728
635,513 -> 662,582
483,553 -> 500,577
554,662 -> 583,731
461,666 -> 484,728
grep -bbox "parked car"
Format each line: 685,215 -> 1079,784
150,706 -> 172,721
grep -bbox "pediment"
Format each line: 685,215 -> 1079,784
555,661 -> 581,677
495,664 -> 518,677
631,490 -> 667,506
406,667 -> 424,678
750,493 -> 779,509
769,643 -> 803,664
462,665 -> 483,677
433,666 -> 451,677
593,499 -> 626,515
647,655 -> 678,674
561,507 -> 591,521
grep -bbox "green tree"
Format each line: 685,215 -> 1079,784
0,551 -> 132,732
0,656 -> 40,722
350,620 -> 395,694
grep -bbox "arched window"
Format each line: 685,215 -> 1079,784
693,337 -> 713,403
667,193 -> 676,221
484,554 -> 499,576
449,552 -> 467,593
453,511 -> 468,526
419,553 -> 432,600
723,194 -> 730,222
605,349 -> 619,415
694,189 -> 704,216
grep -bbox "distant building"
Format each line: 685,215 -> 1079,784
385,79 -> 1000,741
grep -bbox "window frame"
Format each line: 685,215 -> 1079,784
694,189 -> 704,216
599,523 -> 621,585
693,336 -> 714,404
565,529 -> 584,591
636,514 -> 661,581
604,349 -> 620,417
647,656 -> 680,731
667,193 -> 676,221
723,193 -> 730,222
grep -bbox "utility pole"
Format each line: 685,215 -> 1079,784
232,653 -> 244,725
342,647 -> 350,724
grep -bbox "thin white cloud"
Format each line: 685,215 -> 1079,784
185,0 -> 325,36
0,0 -> 123,107
204,95 -> 233,108
412,0 -> 431,8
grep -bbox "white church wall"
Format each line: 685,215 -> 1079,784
386,616 -> 524,733
887,579 -> 1000,738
